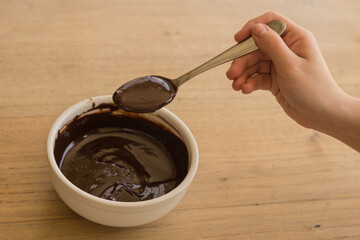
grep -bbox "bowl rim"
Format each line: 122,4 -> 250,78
47,95 -> 199,208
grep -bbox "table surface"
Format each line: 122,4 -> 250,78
1,0 -> 359,239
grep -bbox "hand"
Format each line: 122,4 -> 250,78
227,12 -> 345,130
226,11 -> 360,151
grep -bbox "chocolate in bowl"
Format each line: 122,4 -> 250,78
47,95 -> 198,227
54,103 -> 189,202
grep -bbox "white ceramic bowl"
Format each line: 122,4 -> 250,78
47,95 -> 198,227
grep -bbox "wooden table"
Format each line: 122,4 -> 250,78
1,0 -> 359,239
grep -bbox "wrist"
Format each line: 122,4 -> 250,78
318,92 -> 360,151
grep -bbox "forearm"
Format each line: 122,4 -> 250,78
320,93 -> 360,152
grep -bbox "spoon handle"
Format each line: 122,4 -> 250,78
173,20 -> 286,87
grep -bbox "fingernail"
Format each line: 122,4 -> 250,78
252,24 -> 267,38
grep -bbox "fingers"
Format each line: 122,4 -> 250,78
234,73 -> 272,94
226,50 -> 269,80
234,11 -> 298,43
252,23 -> 297,67
228,11 -> 308,95
235,11 -> 315,63
230,60 -> 272,90
231,62 -> 280,95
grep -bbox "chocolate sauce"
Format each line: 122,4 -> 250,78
54,103 -> 188,202
112,75 -> 177,113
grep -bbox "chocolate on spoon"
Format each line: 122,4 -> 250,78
112,75 -> 177,113
113,20 -> 286,113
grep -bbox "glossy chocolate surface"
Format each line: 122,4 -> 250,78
113,75 -> 177,113
54,103 -> 188,202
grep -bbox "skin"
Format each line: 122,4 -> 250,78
226,11 -> 360,152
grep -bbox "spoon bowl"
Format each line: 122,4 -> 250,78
113,20 -> 286,113
113,75 -> 177,113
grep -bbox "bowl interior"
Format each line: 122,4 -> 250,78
47,95 -> 199,207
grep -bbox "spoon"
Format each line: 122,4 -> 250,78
113,20 -> 286,113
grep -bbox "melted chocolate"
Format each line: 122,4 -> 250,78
54,103 -> 188,202
112,75 -> 177,113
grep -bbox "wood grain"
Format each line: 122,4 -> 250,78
0,0 -> 359,239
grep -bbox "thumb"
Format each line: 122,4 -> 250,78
252,23 -> 295,66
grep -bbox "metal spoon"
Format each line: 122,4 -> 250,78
113,20 -> 286,113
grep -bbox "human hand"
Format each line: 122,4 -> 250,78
226,11 -> 347,132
